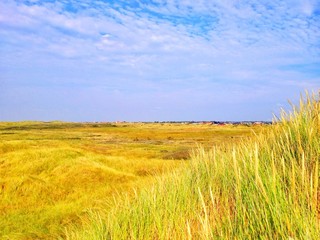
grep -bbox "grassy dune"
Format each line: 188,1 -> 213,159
67,92 -> 320,239
0,121 -> 257,239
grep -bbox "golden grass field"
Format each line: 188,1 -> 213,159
65,92 -> 319,240
0,121 -> 261,239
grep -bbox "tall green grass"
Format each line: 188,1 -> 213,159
67,92 -> 320,239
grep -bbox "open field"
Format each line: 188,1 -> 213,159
66,93 -> 320,239
0,121 -> 262,239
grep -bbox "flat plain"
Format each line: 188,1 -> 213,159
0,121 -> 261,239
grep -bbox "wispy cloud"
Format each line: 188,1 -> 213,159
0,0 -> 319,121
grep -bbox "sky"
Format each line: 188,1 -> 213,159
0,0 -> 319,122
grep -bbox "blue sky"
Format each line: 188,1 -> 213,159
0,0 -> 319,121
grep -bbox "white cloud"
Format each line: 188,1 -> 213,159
0,0 -> 319,121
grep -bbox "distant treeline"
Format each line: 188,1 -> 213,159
139,121 -> 273,125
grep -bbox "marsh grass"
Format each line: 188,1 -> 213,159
67,92 -> 320,239
0,121 -> 255,239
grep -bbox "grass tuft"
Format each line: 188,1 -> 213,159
67,91 -> 320,239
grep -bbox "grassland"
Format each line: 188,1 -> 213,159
0,121 -> 260,239
66,93 -> 320,239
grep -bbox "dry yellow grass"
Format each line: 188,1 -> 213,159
0,121 -> 260,239
65,92 -> 319,240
